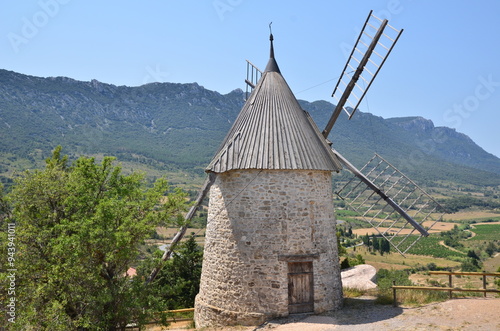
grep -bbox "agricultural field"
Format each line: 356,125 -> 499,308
349,246 -> 461,271
443,211 -> 500,221
469,223 -> 500,241
344,204 -> 500,277
352,221 -> 457,236
397,235 -> 465,258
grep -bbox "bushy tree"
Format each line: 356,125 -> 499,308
467,250 -> 480,261
381,238 -> 391,255
373,235 -> 380,251
146,234 -> 203,310
460,257 -> 480,272
0,147 -> 188,330
485,241 -> 497,257
340,258 -> 350,269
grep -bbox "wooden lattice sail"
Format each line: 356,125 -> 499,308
317,10 -> 445,256
334,153 -> 446,255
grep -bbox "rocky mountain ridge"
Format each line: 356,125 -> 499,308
1,69 -> 499,187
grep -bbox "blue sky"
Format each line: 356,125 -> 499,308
2,1 -> 500,158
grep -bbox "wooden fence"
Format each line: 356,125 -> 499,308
125,308 -> 195,329
392,271 -> 500,307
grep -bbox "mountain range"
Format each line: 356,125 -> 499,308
1,69 -> 499,188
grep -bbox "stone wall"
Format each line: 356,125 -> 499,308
195,169 -> 343,327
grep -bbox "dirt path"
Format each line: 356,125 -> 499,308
165,298 -> 500,331
257,297 -> 500,331
465,229 -> 476,239
438,240 -> 466,254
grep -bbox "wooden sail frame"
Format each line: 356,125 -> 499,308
334,153 -> 446,255
322,10 -> 404,138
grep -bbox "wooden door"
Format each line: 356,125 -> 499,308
288,262 -> 314,314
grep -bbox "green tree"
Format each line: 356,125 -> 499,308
340,258 -> 350,269
143,235 -> 203,309
485,241 -> 497,257
460,257 -> 480,272
347,227 -> 353,237
381,238 -> 391,255
0,147 -> 188,330
467,250 -> 480,261
147,234 -> 203,309
337,231 -> 347,256
373,235 -> 380,251
362,233 -> 370,246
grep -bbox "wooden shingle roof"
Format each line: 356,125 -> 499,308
206,37 -> 342,174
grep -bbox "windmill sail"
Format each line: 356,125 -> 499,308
244,60 -> 263,101
322,11 -> 443,255
333,152 -> 445,255
323,10 -> 403,138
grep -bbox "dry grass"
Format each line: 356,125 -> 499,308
483,253 -> 500,273
352,221 -> 457,236
145,227 -> 206,248
391,288 -> 449,306
156,227 -> 206,238
362,261 -> 409,271
410,272 -> 500,298
443,211 -> 500,221
342,287 -> 366,298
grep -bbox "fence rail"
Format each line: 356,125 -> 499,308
126,308 -> 195,329
392,271 -> 500,307
161,308 -> 194,322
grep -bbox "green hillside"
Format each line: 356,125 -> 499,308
1,69 -> 499,189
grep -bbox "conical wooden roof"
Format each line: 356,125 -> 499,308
207,36 -> 342,174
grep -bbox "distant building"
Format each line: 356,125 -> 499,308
126,267 -> 137,278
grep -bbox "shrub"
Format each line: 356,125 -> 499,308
340,258 -> 350,270
376,269 -> 447,306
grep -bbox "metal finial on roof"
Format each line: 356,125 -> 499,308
269,22 -> 274,58
265,22 -> 280,73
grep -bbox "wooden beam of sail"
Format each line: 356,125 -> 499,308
146,173 -> 215,284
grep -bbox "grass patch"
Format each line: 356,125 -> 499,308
392,289 -> 449,306
343,287 -> 365,298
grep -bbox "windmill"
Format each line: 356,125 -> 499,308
149,10 -> 445,328
238,12 -> 444,256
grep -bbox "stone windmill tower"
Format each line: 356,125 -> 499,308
188,12 -> 444,328
194,32 -> 344,327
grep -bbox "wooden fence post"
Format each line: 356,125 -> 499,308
483,271 -> 487,298
448,274 -> 453,299
392,280 -> 397,307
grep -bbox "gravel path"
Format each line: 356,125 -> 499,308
165,298 -> 499,331
257,297 -> 500,331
